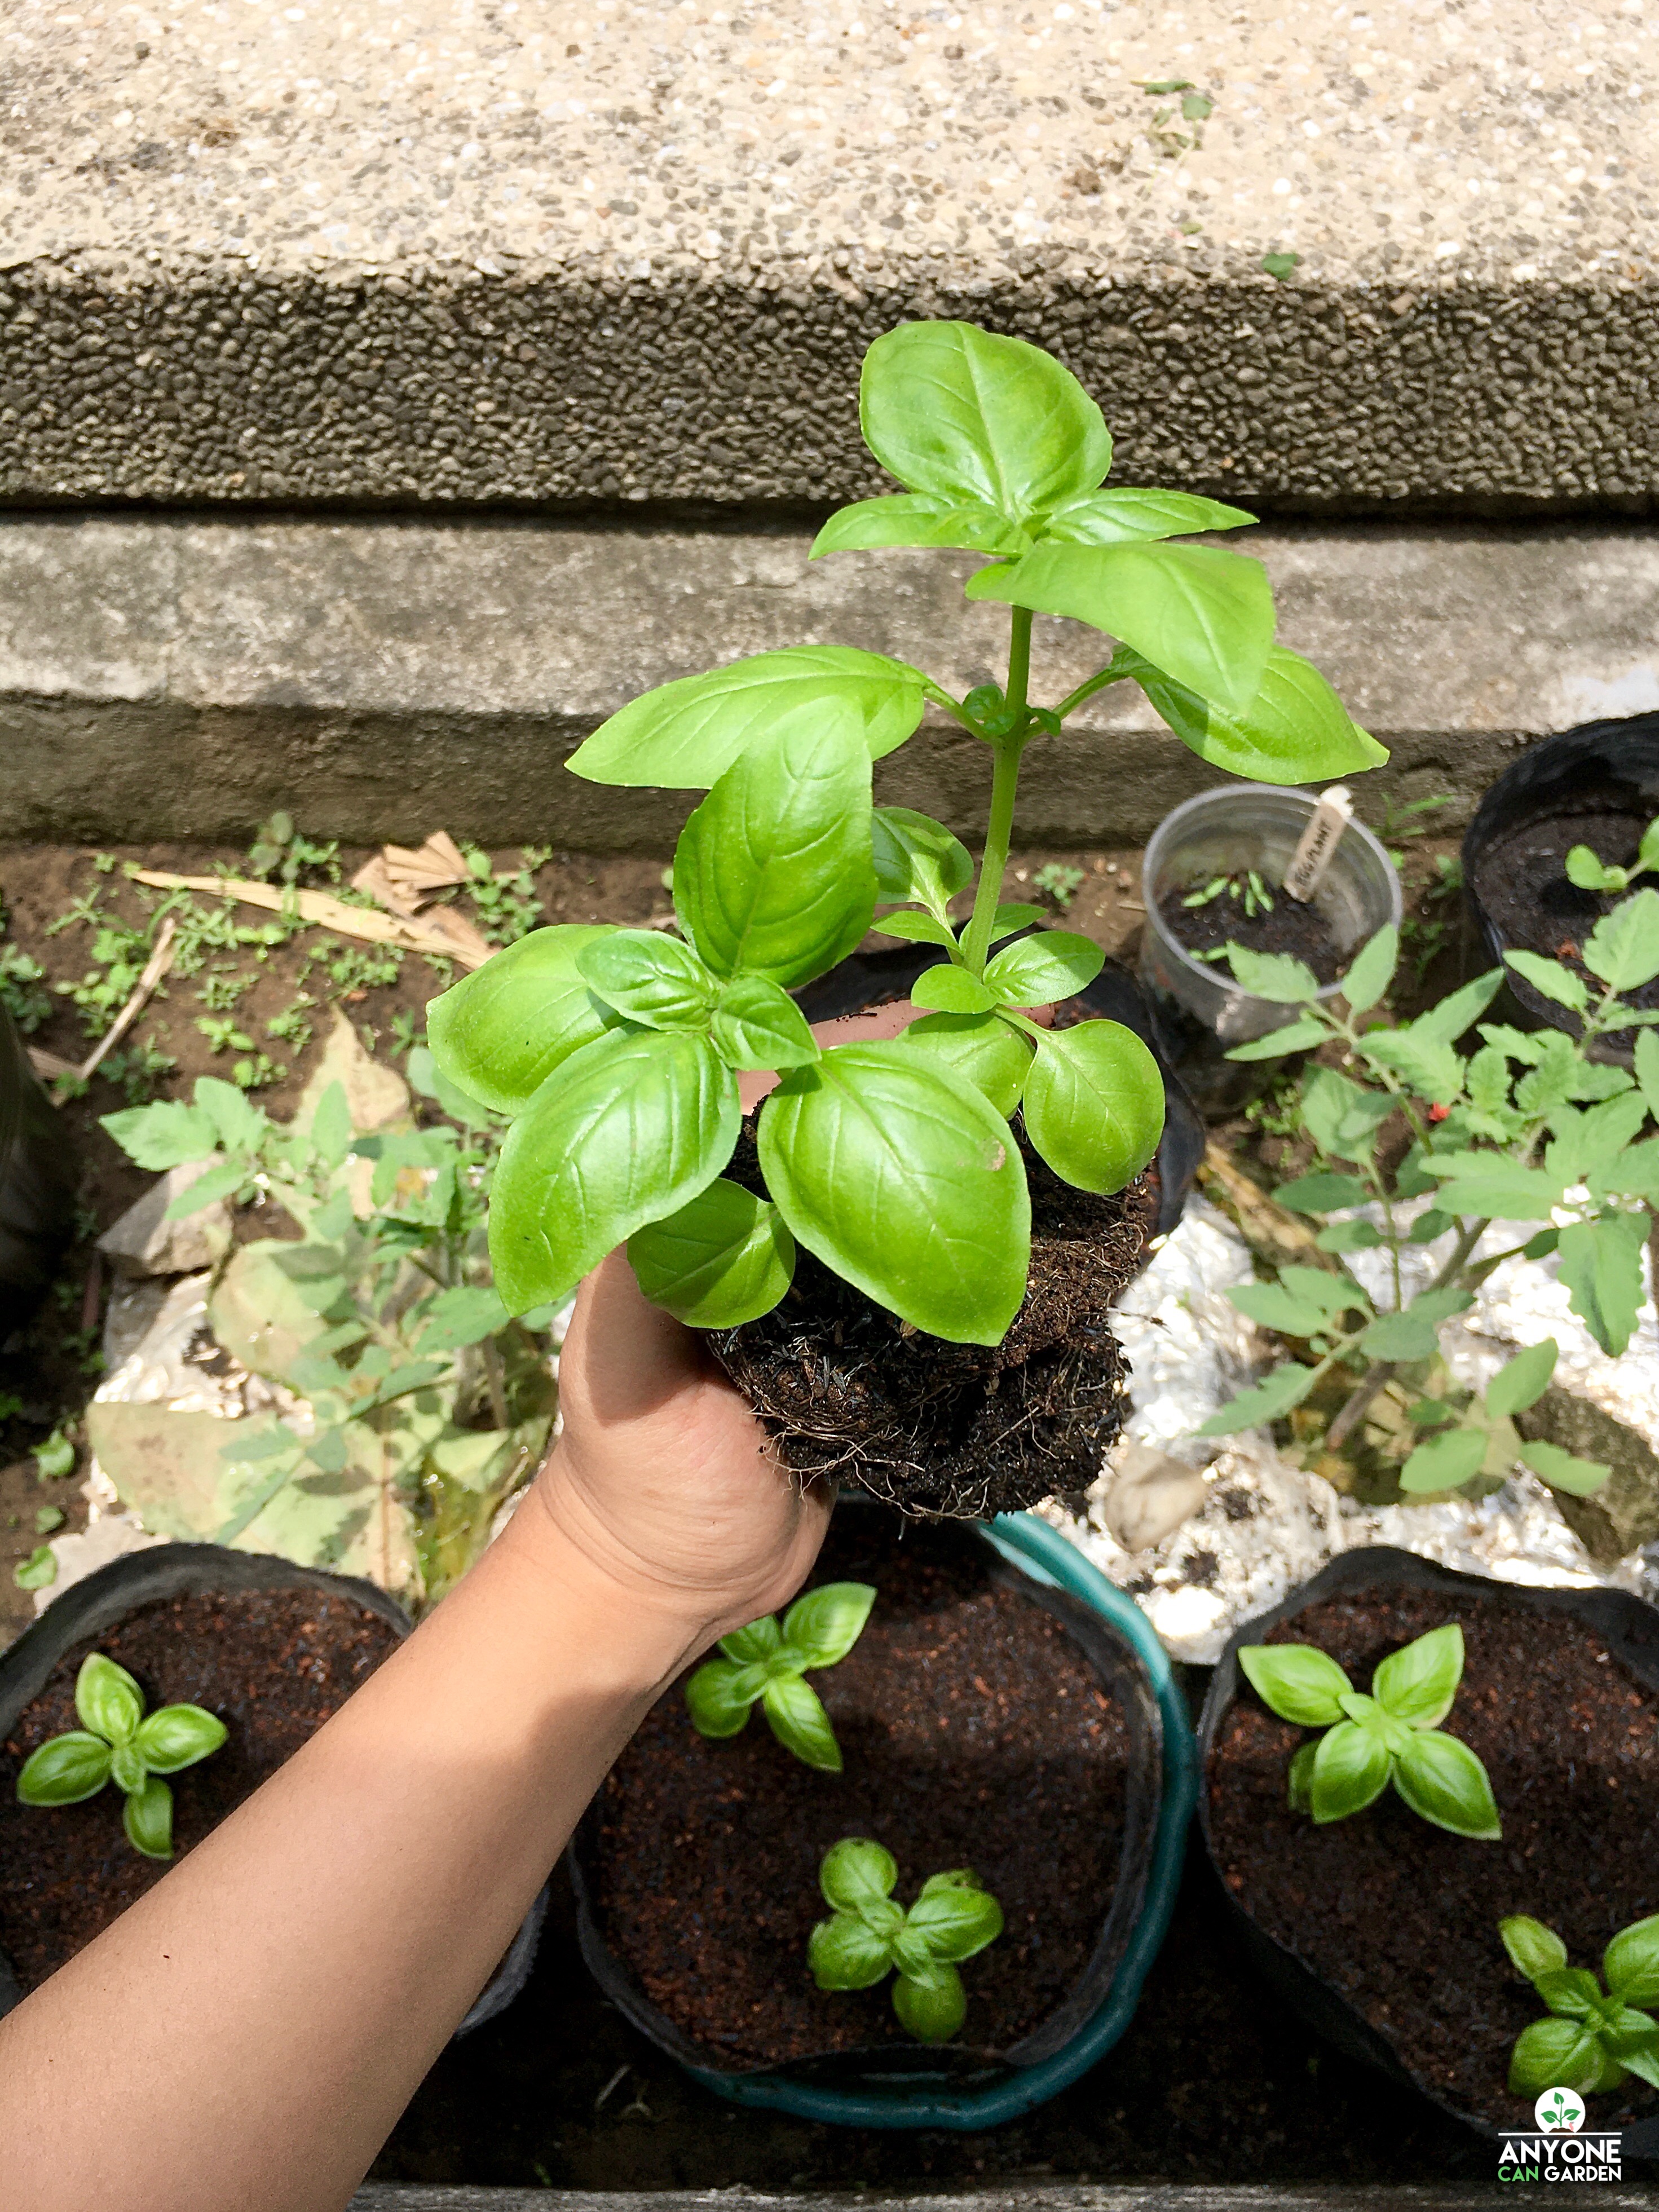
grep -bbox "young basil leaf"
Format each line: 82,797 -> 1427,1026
985,902 -> 1048,943
1583,888 -> 1659,992
720,1614 -> 784,1664
892,1962 -> 968,2043
808,1910 -> 895,1990
628,1178 -> 796,1329
1391,1729 -> 1502,1839
1505,949 -> 1590,1013
75,1654 -> 144,1745
1041,487 -> 1256,545
1604,1915 -> 1659,2007
1340,925 -> 1398,1017
575,930 -> 716,1031
1399,1427 -> 1489,1495
709,974 -> 820,1072
1484,1340 -> 1559,1420
982,930 -> 1105,1009
1309,1717 -> 1393,1822
870,806 -> 974,911
16,1729 -> 113,1807
426,925 -> 625,1116
1286,1739 -> 1318,1815
813,493 -> 1032,560
820,1837 -> 899,1915
761,1673 -> 844,1772
1196,1361 -> 1318,1435
859,321 -> 1111,522
1615,2032 -> 1659,2091
1022,1020 -> 1164,1195
1225,1017 -> 1330,1062
758,1043 -> 1030,1346
489,1028 -> 739,1312
1359,1286 -> 1474,1362
100,1097 -> 219,1172
132,1703 -> 227,1776
908,964 -> 996,1015
1557,1212 -> 1649,1357
907,1870 -> 1005,1962
566,644 -> 925,787
1372,1624 -> 1464,1729
684,1657 -> 764,1737
1518,1440 -> 1612,1498
1129,641 -> 1383,783
122,1774 -> 175,1860
782,1582 -> 877,1670
900,1012 -> 1035,1119
967,542 -> 1274,713
1508,2017 -> 1605,2099
674,697 -> 877,988
1238,1643 -> 1352,1727
1502,1915 -> 1570,1985
110,1741 -> 149,1795
1224,945 -> 1321,1004
1533,1968 -> 1603,2021
873,910 -> 958,950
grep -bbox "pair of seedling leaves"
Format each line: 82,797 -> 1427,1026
1241,1623 -> 1502,1839
16,1653 -> 226,1861
1502,1911 -> 1659,2098
1201,907 -> 1659,1499
808,1837 -> 1005,2045
686,1581 -> 875,1773
1565,808 -> 1659,897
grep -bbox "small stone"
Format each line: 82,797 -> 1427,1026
1100,1439 -> 1209,1553
97,1163 -> 232,1279
1517,1386 -> 1659,1565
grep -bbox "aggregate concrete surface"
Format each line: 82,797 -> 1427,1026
1,1 -> 1656,507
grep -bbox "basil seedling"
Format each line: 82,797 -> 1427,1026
1239,1623 -> 1502,1839
1565,812 -> 1659,897
685,1582 -> 875,1772
808,1838 -> 1004,2043
16,1653 -> 227,1860
1501,1913 -> 1659,2098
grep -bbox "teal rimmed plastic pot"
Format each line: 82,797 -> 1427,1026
570,1511 -> 1197,2131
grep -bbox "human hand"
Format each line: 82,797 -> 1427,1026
523,1251 -> 831,1665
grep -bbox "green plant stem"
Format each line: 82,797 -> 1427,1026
1325,1212 -> 1493,1451
1049,657 -> 1131,725
960,610 -> 1033,975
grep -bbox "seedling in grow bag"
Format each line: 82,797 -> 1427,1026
685,1582 -> 875,1772
1565,811 -> 1659,898
427,320 -> 1380,1350
1501,1912 -> 1659,2097
808,1836 -> 1004,2043
16,1652 -> 226,1860
1239,1623 -> 1501,1838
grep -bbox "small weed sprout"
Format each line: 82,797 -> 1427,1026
1239,1623 -> 1502,1838
1031,861 -> 1086,911
16,1653 -> 226,1860
686,1583 -> 875,1772
1501,1913 -> 1659,2098
808,1838 -> 1004,2043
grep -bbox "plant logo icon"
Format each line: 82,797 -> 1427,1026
1535,2087 -> 1586,2133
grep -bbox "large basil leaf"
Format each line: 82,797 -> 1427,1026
489,1029 -> 738,1312
1129,643 -> 1386,782
674,697 -> 877,987
711,974 -> 820,1072
1042,488 -> 1256,545
758,1043 -> 1030,1345
901,1012 -> 1034,1118
870,806 -> 973,910
1022,1020 -> 1164,1194
813,494 -> 1032,560
566,646 -> 926,788
966,541 -> 1274,713
628,1178 -> 795,1327
576,929 -> 716,1030
982,930 -> 1105,1009
426,925 -> 624,1116
859,321 -> 1111,523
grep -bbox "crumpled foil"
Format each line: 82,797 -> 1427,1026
1040,1198 -> 1659,1663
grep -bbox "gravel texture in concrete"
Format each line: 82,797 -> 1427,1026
0,1 -> 1655,507
3,517 -> 1653,846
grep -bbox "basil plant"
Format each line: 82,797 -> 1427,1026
430,321 -> 1379,1344
685,1580 -> 875,1773
808,1837 -> 1005,2043
1502,1913 -> 1659,2098
16,1653 -> 227,1861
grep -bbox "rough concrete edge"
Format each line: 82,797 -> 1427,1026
347,2191 -> 1657,2210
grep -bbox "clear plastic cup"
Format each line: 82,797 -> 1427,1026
1138,785 -> 1402,1114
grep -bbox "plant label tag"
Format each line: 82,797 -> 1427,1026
1283,785 -> 1353,902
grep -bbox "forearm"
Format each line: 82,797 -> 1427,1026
0,1459 -> 696,2212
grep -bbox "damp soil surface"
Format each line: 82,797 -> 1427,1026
583,1517 -> 1134,2070
1470,797 -> 1659,1013
0,1586 -> 399,1992
1207,1584 -> 1659,2132
1163,879 -> 1346,985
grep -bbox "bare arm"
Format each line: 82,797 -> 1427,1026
0,1256 -> 829,2212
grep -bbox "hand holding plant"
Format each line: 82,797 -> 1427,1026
1239,1623 -> 1501,1838
17,1653 -> 226,1860
686,1582 -> 875,1772
1501,1912 -> 1659,2098
808,1837 -> 1004,2043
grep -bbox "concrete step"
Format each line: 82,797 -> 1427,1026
2,517 -> 1653,847
1,2 -> 1654,510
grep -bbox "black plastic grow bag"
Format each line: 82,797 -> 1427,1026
1197,1545 -> 1659,2155
0,1544 -> 544,2034
0,999 -> 76,1343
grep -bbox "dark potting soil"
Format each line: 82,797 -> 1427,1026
1164,880 -> 1345,986
1207,1584 -> 1659,2132
1472,797 -> 1659,1011
0,1587 -> 399,1993
586,1516 -> 1132,2070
